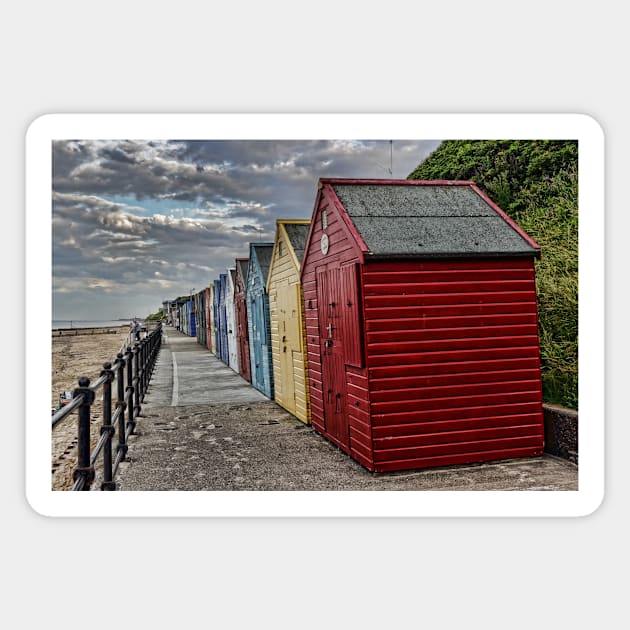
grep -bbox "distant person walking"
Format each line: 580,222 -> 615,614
133,318 -> 141,341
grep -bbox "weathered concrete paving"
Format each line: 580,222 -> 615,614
115,327 -> 578,491
116,401 -> 578,491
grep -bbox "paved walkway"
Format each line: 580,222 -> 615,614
114,326 -> 579,491
143,327 -> 267,408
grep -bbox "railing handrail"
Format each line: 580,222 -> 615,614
52,369 -> 112,428
52,322 -> 163,491
119,331 -> 134,356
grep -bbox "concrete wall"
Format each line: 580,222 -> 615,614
543,403 -> 578,464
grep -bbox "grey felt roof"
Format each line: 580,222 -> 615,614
331,183 -> 539,257
283,223 -> 310,264
251,243 -> 274,280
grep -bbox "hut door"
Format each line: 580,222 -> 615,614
236,296 -> 251,382
220,301 -> 228,363
279,280 -> 296,412
251,293 -> 264,389
316,266 -> 349,450
261,294 -> 271,395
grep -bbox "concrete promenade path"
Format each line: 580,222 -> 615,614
114,326 -> 579,492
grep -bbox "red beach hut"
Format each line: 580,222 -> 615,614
300,178 -> 545,472
234,258 -> 252,383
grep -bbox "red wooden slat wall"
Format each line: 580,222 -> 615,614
362,258 -> 544,472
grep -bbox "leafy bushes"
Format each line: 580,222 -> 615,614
408,140 -> 578,409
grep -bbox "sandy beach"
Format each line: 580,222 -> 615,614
51,326 -> 132,490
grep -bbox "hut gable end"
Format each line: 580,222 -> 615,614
300,184 -> 368,281
267,220 -> 311,293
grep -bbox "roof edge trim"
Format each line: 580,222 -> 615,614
299,186 -> 325,283
325,183 -> 370,255
470,183 -> 541,254
321,178 -> 476,187
365,251 -> 541,260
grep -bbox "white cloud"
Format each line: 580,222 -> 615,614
101,256 -> 135,264
52,138 -> 441,318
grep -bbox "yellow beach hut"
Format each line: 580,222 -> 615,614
266,219 -> 311,424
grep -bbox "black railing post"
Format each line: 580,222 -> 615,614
133,342 -> 141,418
100,362 -> 116,490
73,376 -> 95,490
140,337 -> 147,401
156,324 -> 162,363
149,327 -> 160,383
147,332 -> 153,385
145,335 -> 151,393
148,331 -> 156,382
138,338 -> 144,400
126,345 -> 135,435
115,352 -> 128,462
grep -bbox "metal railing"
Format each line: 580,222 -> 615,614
51,323 -> 163,490
117,320 -> 161,356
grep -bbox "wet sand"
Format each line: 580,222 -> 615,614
51,327 -> 131,490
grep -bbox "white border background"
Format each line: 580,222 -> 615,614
5,2 -> 625,628
26,113 -> 603,518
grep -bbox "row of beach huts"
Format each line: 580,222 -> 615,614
162,178 -> 546,473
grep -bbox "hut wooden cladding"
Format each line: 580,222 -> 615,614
300,179 -> 545,473
267,219 -> 311,424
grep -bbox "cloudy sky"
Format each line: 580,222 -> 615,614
52,138 -> 441,321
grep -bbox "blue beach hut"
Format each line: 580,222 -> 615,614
187,300 -> 196,337
246,243 -> 274,398
180,299 -> 195,336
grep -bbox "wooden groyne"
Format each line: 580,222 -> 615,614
53,326 -> 129,337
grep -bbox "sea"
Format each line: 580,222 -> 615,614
52,319 -> 133,330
